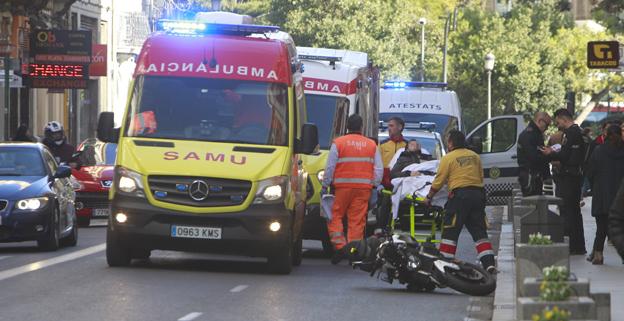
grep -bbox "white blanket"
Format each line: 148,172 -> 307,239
390,160 -> 448,219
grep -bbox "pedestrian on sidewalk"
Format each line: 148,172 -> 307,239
608,178 -> 624,263
586,125 -> 624,264
517,111 -> 552,196
541,109 -> 587,255
425,130 -> 496,274
322,114 -> 383,264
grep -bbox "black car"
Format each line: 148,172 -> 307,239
0,143 -> 78,250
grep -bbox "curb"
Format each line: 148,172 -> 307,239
492,206 -> 516,321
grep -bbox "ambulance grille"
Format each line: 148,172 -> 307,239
148,176 -> 251,207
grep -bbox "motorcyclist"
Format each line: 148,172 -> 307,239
42,121 -> 79,168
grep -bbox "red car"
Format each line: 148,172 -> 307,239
71,138 -> 117,227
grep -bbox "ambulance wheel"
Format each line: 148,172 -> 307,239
106,226 -> 131,267
322,238 -> 335,257
292,236 -> 303,266
268,232 -> 293,275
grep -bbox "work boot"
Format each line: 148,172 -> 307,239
480,254 -> 496,272
331,247 -> 346,265
591,251 -> 604,265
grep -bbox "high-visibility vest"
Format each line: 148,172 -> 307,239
131,111 -> 157,135
333,133 -> 377,189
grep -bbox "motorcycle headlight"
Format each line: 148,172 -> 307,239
253,176 -> 288,204
70,176 -> 84,191
115,166 -> 145,197
15,197 -> 49,211
317,170 -> 325,182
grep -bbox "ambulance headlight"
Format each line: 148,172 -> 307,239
116,166 -> 145,197
254,176 -> 288,204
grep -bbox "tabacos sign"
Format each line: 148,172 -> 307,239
386,102 -> 443,111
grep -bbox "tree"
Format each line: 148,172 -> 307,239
593,0 -> 624,34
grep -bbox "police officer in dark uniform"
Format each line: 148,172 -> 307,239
517,112 -> 552,196
541,109 -> 587,255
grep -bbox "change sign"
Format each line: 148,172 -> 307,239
587,41 -> 620,69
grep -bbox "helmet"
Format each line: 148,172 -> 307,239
44,121 -> 65,145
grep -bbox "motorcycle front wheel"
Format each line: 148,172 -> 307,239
442,261 -> 496,296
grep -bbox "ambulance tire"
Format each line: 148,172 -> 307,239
268,231 -> 293,275
322,238 -> 335,257
106,226 -> 132,267
292,236 -> 303,266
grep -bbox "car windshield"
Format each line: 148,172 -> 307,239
380,113 -> 459,136
0,147 -> 46,177
306,94 -> 349,149
125,76 -> 289,146
77,139 -> 117,166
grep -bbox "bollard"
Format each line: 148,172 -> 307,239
519,195 -> 564,243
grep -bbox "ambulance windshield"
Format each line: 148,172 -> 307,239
125,76 -> 289,146
379,113 -> 459,135
305,94 -> 349,149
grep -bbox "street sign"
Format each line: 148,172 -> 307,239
587,41 -> 620,69
30,30 -> 92,57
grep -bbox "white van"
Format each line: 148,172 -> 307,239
379,82 -> 462,138
466,114 -> 529,205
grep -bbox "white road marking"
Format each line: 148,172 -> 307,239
229,285 -> 248,293
178,312 -> 203,321
0,243 -> 105,282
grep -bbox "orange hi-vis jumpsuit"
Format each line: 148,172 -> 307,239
322,133 -> 383,250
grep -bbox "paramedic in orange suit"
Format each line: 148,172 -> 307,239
322,114 -> 383,264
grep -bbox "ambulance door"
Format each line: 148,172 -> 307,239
467,115 -> 525,205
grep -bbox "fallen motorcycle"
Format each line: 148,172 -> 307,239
347,230 -> 496,296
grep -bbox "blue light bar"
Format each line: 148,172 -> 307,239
156,19 -> 280,35
383,81 -> 448,89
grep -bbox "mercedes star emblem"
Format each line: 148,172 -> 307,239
189,180 -> 209,201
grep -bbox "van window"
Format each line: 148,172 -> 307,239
380,113 -> 458,137
472,118 -> 517,153
306,94 -> 349,149
125,76 -> 289,146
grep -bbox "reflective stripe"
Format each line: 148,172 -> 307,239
334,178 -> 373,184
336,157 -> 374,164
441,239 -> 457,246
475,238 -> 491,246
477,250 -> 495,259
329,232 -> 344,238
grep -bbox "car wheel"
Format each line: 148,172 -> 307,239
132,248 -> 151,260
61,218 -> 78,247
77,216 -> 91,227
38,207 -> 60,251
267,231 -> 293,275
292,235 -> 303,266
106,225 -> 131,267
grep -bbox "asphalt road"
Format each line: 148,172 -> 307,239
0,220 -> 485,321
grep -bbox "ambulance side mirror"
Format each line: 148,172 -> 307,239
468,136 -> 483,154
299,123 -> 319,155
97,112 -> 119,143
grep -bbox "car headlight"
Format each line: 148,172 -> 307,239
115,166 -> 145,197
317,170 -> 325,182
70,176 -> 84,191
253,176 -> 288,204
15,197 -> 49,211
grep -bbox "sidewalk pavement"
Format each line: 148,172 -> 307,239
492,201 -> 623,321
571,200 -> 624,319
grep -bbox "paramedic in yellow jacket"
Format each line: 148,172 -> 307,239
379,117 -> 406,188
425,130 -> 496,274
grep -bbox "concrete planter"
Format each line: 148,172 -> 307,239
591,293 -> 611,321
515,243 -> 569,297
522,277 -> 590,298
517,296 -> 597,320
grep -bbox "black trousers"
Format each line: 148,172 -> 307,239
593,215 -> 609,252
518,169 -> 543,196
441,187 -> 495,268
559,175 -> 586,253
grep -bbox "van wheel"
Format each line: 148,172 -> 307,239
268,232 -> 293,274
78,217 -> 90,227
292,236 -> 303,266
133,248 -> 151,260
38,208 -> 60,251
106,226 -> 131,267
